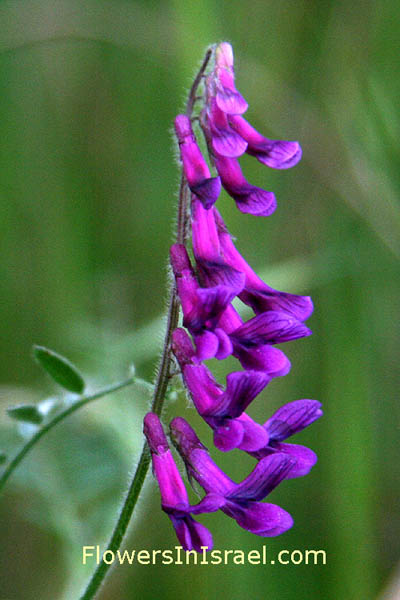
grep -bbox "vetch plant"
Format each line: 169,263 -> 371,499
0,43 -> 321,599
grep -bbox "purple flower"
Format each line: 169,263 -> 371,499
214,208 -> 314,321
175,114 -> 221,209
170,417 -> 295,537
170,244 -> 244,361
249,400 -> 323,478
213,153 -> 277,217
206,97 -> 248,158
143,413 -> 217,551
228,114 -> 302,169
212,42 -> 248,115
172,328 -> 270,451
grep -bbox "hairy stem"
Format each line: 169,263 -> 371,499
80,47 -> 213,600
0,378 -> 136,494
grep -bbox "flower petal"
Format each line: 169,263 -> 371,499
230,311 -> 312,346
229,453 -> 295,501
170,515 -> 213,552
214,155 -> 276,217
224,500 -> 293,536
265,399 -> 323,441
233,342 -> 291,377
229,115 -> 302,169
210,370 -> 270,418
270,442 -> 318,478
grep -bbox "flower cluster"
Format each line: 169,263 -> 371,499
144,43 -> 322,552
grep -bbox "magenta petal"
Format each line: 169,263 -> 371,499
237,417 -> 270,452
230,454 -> 296,501
226,501 -> 293,536
210,370 -> 269,418
215,65 -> 248,115
272,442 -> 318,478
190,493 -> 227,514
247,140 -> 302,169
194,331 -> 220,361
214,327 -> 234,359
196,285 -> 237,325
240,287 -> 314,322
230,311 -> 312,346
183,363 -> 221,414
233,186 -> 277,217
265,399 -> 323,441
171,515 -> 213,551
171,327 -> 196,366
233,343 -> 291,376
214,154 -> 276,217
190,176 -> 221,209
213,419 -> 245,451
196,258 -> 245,294
228,115 -> 302,169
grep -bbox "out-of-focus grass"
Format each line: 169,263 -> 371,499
0,1 -> 399,599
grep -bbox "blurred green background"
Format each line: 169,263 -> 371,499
0,1 -> 399,599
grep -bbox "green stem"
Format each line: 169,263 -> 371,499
0,378 -> 135,494
79,47 -> 213,600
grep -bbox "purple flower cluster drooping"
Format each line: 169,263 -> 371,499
144,43 -> 322,551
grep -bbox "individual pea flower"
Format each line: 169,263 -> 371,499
170,417 -> 295,537
214,208 -> 314,322
212,153 -> 277,217
170,243 -> 244,361
212,41 -> 248,115
248,399 -> 323,478
228,114 -> 302,170
174,114 -> 221,209
172,328 -> 270,452
201,42 -> 302,216
143,413 -> 220,551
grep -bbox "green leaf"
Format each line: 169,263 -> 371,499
7,405 -> 43,425
33,345 -> 85,393
0,451 -> 7,465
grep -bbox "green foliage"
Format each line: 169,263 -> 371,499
33,345 -> 85,394
7,404 -> 43,425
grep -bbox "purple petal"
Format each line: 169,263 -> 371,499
229,115 -> 302,169
265,399 -> 323,441
214,209 -> 314,321
182,363 -> 222,414
143,412 -> 169,455
214,327 -> 234,359
208,102 -> 248,157
170,417 -> 236,496
190,176 -> 221,209
233,343 -> 291,377
171,515 -> 213,552
271,442 -> 318,478
175,115 -> 220,207
191,198 -> 221,262
196,285 -> 237,325
214,44 -> 248,114
213,419 -> 245,452
224,501 -> 293,536
196,257 -> 245,294
214,155 -> 276,217
194,331 -> 219,360
229,453 -> 296,501
237,415 -> 270,452
230,311 -> 312,346
143,413 -> 189,509
240,287 -> 314,322
171,327 -> 196,366
189,493 -> 227,514
209,370 -> 270,418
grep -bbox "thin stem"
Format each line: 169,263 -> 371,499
0,378 -> 135,494
80,47 -> 213,600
